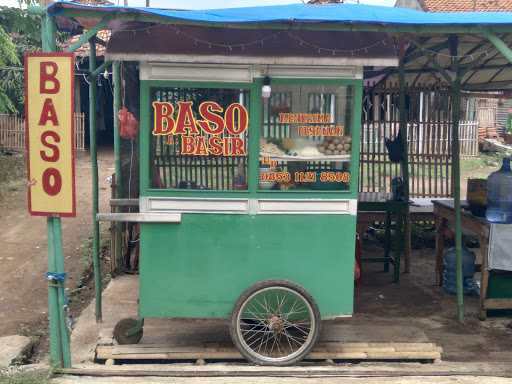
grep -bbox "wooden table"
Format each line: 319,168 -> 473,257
358,192 -> 409,283
433,199 -> 512,320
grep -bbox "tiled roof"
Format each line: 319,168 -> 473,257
60,0 -> 113,57
420,0 -> 512,12
61,29 -> 111,57
308,0 -> 342,3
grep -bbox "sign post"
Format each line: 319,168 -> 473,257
25,14 -> 74,367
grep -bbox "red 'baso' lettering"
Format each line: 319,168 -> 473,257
42,167 -> 62,196
39,62 -> 60,94
152,102 -> 175,135
38,98 -> 59,126
40,130 -> 60,162
174,101 -> 199,135
197,101 -> 224,135
225,103 -> 248,135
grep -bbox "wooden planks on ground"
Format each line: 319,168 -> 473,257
96,341 -> 442,362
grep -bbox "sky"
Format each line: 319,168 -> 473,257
0,0 -> 395,9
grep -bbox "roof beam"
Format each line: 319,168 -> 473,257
482,31 -> 512,64
88,60 -> 112,79
462,50 -> 501,84
487,66 -> 507,83
463,80 -> 512,90
65,16 -> 111,53
459,38 -> 496,65
405,40 -> 450,63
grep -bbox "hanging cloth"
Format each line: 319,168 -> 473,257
488,223 -> 512,271
385,128 -> 404,163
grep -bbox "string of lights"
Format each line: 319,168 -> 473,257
113,21 -> 500,59
285,31 -> 392,55
114,23 -> 396,56
168,25 -> 283,50
407,39 -> 497,61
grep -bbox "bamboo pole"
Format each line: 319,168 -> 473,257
398,39 -> 411,274
53,222 -> 72,368
449,35 -> 464,323
89,37 -> 102,322
41,8 -> 72,368
46,217 -> 63,367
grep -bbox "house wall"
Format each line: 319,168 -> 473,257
394,0 -> 424,10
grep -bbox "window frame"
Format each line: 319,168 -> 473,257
139,78 -> 362,200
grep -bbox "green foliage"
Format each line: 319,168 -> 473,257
0,370 -> 50,384
0,26 -> 18,67
0,6 -> 42,114
0,150 -> 25,197
0,24 -> 20,113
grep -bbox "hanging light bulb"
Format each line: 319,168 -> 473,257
262,76 -> 271,99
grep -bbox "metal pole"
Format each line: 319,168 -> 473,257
112,61 -> 123,271
89,37 -> 102,322
113,61 -> 122,198
42,8 -> 72,368
449,35 -> 464,323
398,39 -> 411,274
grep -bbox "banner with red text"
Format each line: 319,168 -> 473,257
25,52 -> 76,216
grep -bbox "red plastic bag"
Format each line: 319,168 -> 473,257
354,233 -> 362,285
118,107 -> 139,139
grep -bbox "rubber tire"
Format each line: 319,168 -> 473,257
113,318 -> 143,345
229,279 -> 321,366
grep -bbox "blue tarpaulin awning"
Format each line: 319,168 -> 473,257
48,1 -> 512,28
49,1 -> 512,90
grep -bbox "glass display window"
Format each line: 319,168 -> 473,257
259,83 -> 354,191
149,86 -> 250,191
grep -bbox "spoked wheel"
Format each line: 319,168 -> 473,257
113,318 -> 144,345
230,280 -> 320,366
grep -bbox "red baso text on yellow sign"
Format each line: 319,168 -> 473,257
25,53 -> 75,216
152,101 -> 249,137
152,101 -> 248,156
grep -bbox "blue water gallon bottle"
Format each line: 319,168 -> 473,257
442,247 -> 478,295
486,157 -> 512,224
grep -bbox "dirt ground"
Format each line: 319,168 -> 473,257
51,375 -> 512,384
0,148 -> 113,342
355,240 -> 512,362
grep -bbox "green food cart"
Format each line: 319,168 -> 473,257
112,62 -> 364,365
91,7 -> 398,365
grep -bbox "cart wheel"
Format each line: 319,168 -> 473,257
113,318 -> 143,345
230,280 -> 320,366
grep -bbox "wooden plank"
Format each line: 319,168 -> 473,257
96,212 -> 181,223
60,367 -> 473,378
96,342 -> 442,361
483,298 -> 512,310
104,341 -> 440,352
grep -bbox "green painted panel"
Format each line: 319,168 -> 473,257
139,214 -> 356,319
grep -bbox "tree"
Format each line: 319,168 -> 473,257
0,24 -> 20,113
0,6 -> 41,114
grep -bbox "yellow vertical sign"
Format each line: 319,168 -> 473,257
25,53 -> 75,216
